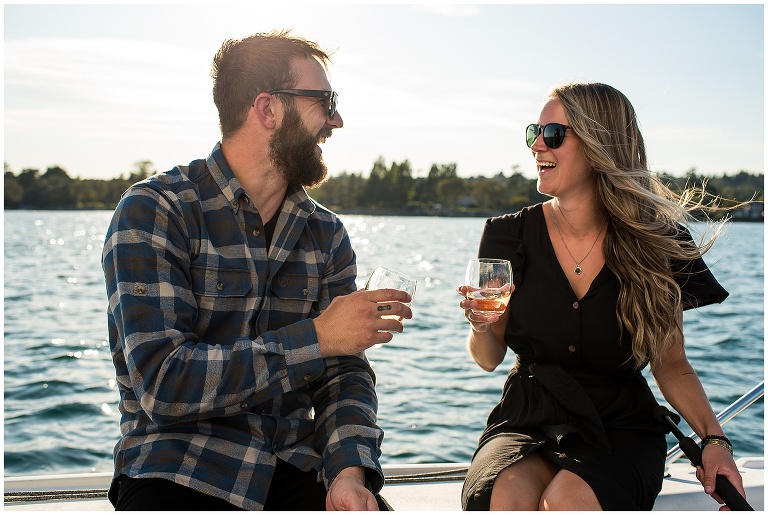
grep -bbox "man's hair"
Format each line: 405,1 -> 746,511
211,29 -> 333,138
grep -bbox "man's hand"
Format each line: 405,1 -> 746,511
314,288 -> 412,357
326,467 -> 379,511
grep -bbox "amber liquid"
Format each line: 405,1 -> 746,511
466,290 -> 511,315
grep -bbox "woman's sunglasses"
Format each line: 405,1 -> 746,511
269,89 -> 338,120
526,123 -> 572,149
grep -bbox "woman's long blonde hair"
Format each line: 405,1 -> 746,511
551,82 -> 726,368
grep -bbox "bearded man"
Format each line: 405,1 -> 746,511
102,30 -> 410,511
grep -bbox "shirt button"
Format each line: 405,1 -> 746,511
135,284 -> 146,295
302,288 -> 309,296
216,283 -> 224,291
303,374 -> 313,382
572,301 -> 579,309
568,345 -> 577,353
253,229 -> 260,237
240,403 -> 248,409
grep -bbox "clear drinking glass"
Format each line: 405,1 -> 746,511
364,265 -> 417,322
464,258 -> 512,316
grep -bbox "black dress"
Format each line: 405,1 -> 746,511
461,204 -> 729,511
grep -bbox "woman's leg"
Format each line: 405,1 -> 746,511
490,453 -> 559,510
540,469 -> 602,511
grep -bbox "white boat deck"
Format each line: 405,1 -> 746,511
4,457 -> 763,511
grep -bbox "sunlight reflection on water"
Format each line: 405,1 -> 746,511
3,211 -> 764,475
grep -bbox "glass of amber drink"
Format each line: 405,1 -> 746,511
464,258 -> 512,316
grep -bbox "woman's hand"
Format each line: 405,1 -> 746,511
456,284 -> 510,332
457,284 -> 512,372
695,444 -> 747,510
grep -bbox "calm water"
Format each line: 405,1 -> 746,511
3,211 -> 764,477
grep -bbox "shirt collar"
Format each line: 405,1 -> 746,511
206,142 -> 316,217
206,142 -> 245,206
284,183 -> 316,217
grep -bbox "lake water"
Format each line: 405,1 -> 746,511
3,210 -> 764,477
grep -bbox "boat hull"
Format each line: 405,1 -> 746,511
4,457 -> 763,511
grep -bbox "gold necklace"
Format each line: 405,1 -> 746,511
550,203 -> 607,275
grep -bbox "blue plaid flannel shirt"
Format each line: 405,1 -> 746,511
102,143 -> 384,510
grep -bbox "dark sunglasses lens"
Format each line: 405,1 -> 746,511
526,124 -> 538,148
329,92 -> 337,118
543,124 -> 566,149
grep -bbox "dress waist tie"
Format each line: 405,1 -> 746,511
522,359 -> 613,453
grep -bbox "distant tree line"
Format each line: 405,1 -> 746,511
4,158 -> 763,217
309,157 -> 763,218
4,161 -> 156,210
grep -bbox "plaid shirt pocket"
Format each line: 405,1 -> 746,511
190,266 -> 253,337
268,273 -> 321,329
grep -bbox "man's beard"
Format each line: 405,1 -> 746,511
268,103 -> 330,188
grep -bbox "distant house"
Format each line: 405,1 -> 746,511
731,201 -> 764,222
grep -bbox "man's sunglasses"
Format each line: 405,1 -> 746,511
268,89 -> 338,119
526,123 -> 572,149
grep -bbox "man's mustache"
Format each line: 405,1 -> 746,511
317,128 -> 332,143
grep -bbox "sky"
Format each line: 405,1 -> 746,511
4,3 -> 765,181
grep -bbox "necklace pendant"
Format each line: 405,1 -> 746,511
574,265 -> 583,275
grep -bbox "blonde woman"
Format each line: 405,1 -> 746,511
458,83 -> 745,510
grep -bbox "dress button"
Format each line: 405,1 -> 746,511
216,283 -> 224,291
253,229 -> 260,237
572,301 -> 579,309
568,345 -> 577,352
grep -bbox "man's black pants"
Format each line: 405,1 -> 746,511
111,458 -> 390,510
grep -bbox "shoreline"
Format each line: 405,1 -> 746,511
338,207 -> 765,222
4,206 -> 764,222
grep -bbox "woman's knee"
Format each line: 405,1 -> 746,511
489,455 -> 558,510
540,470 -> 601,511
